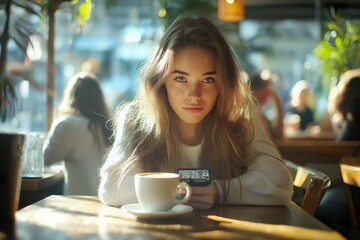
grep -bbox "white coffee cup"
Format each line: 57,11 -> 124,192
135,172 -> 192,212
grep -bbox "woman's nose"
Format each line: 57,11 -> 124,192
187,84 -> 201,102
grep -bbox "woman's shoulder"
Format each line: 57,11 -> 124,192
52,114 -> 89,130
57,114 -> 89,123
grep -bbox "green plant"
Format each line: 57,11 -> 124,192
313,9 -> 360,95
0,0 -> 42,121
0,0 -> 92,124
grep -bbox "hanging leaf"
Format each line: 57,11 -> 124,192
77,0 -> 92,27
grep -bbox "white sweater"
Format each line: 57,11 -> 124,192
43,114 -> 107,195
98,115 -> 293,207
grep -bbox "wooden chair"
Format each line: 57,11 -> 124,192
340,157 -> 360,229
284,160 -> 331,216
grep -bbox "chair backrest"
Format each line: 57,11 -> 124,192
284,160 -> 331,216
340,157 -> 360,229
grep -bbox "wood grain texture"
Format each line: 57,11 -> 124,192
13,195 -> 345,240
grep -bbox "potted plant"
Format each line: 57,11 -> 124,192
0,0 -> 43,121
313,9 -> 360,96
1,0 -> 92,126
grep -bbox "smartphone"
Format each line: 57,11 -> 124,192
177,168 -> 211,186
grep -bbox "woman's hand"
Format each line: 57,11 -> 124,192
186,183 -> 218,210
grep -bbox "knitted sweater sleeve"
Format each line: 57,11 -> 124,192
213,115 -> 293,206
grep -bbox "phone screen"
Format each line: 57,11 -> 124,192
177,168 -> 210,186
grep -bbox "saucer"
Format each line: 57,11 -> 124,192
121,203 -> 193,220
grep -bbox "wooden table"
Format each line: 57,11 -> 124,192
19,170 -> 64,209
8,195 -> 345,239
277,140 -> 360,165
21,171 -> 64,191
284,131 -> 336,141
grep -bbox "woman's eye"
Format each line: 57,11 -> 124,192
174,76 -> 186,82
202,77 -> 215,84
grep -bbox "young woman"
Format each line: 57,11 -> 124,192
43,71 -> 112,195
98,16 -> 293,210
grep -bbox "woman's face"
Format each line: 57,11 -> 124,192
165,47 -> 219,127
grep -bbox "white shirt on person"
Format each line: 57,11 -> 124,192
43,114 -> 107,195
98,110 -> 293,207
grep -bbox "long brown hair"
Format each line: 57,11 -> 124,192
59,71 -> 112,147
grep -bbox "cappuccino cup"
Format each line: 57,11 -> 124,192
135,172 -> 192,212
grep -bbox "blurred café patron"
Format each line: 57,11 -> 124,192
328,68 -> 360,140
43,72 -> 113,195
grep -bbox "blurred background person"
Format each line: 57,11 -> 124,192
43,72 -> 113,195
328,68 -> 360,140
315,68 -> 360,239
285,80 -> 315,135
248,70 -> 284,141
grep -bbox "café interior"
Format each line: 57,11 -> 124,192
1,0 -> 360,239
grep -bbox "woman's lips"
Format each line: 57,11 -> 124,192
183,106 -> 203,113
